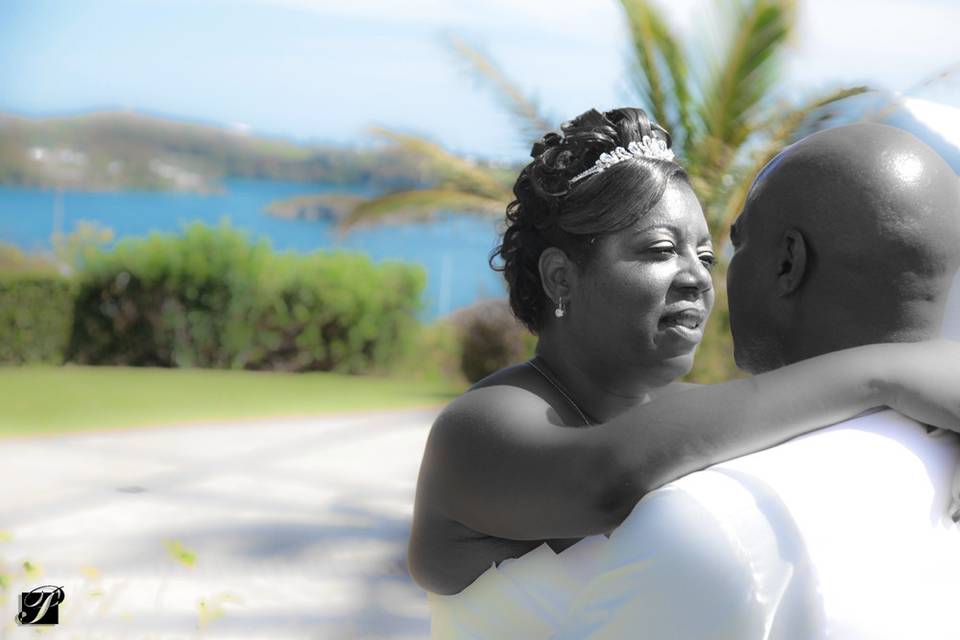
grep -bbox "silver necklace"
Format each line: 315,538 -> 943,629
527,357 -> 593,426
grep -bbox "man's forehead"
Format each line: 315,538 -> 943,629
738,150 -> 792,226
751,151 -> 789,198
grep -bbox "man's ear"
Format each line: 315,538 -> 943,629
777,228 -> 808,296
538,247 -> 573,303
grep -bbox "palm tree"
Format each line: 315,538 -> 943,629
321,0 -> 869,381
613,0 -> 867,381
332,126 -> 512,229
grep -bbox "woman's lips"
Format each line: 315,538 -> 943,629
658,309 -> 705,343
659,308 -> 704,330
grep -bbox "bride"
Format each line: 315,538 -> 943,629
407,107 -> 960,638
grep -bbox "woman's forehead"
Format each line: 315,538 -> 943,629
655,179 -> 703,213
628,184 -> 709,235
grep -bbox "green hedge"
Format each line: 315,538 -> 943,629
0,272 -> 74,364
451,299 -> 535,383
66,224 -> 425,372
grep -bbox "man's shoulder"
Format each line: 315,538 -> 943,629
643,407 -> 959,536
676,406 -> 960,537
703,408 -> 931,478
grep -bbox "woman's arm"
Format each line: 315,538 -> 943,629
421,341 -> 960,542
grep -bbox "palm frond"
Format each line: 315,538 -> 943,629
372,127 -> 512,200
266,193 -> 366,221
618,0 -> 694,150
707,85 -> 870,246
697,0 -> 796,177
446,35 -> 554,144
338,189 -> 508,231
652,13 -> 695,154
767,85 -> 871,141
619,0 -> 670,129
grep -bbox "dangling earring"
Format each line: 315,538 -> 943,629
554,297 -> 566,319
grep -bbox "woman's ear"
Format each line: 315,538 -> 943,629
777,228 -> 808,296
538,246 -> 573,304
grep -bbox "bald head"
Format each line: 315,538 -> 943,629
727,123 -> 960,373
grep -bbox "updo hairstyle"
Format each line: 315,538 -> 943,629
490,107 -> 688,333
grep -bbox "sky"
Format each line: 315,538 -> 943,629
1,0 -> 959,161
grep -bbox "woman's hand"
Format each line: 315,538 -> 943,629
879,340 -> 960,433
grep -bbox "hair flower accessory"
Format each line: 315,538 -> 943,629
570,135 -> 675,184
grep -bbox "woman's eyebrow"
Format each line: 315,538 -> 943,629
630,224 -> 677,236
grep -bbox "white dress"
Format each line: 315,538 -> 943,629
428,410 -> 960,639
427,534 -> 607,639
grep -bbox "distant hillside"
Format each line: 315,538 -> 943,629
0,111 -> 440,192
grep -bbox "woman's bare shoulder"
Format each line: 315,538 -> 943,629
467,360 -> 538,391
430,361 -> 553,442
418,359 -> 580,502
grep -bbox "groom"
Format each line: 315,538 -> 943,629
557,123 -> 960,639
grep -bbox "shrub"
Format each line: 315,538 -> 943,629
452,298 -> 534,383
392,319 -> 465,384
67,223 -> 424,373
0,242 -> 57,273
0,272 -> 74,364
243,251 -> 424,372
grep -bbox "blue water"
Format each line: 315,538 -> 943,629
0,180 -> 507,320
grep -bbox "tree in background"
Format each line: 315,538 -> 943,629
329,126 -> 513,229
612,0 -> 866,381
329,0 -> 868,382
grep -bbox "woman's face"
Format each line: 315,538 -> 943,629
571,179 -> 715,383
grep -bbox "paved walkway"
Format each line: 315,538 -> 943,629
0,409 -> 439,639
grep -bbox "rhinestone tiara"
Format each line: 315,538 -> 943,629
569,135 -> 675,184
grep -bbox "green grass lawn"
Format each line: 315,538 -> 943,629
0,365 -> 463,438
